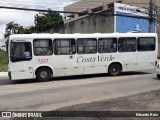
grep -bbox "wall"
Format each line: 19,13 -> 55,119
65,11 -> 114,34
114,2 -> 156,33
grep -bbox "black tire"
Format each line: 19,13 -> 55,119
36,68 -> 51,82
108,63 -> 121,76
157,74 -> 160,79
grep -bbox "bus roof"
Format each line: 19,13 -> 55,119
9,33 -> 157,40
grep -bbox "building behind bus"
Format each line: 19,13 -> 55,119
63,0 -> 160,57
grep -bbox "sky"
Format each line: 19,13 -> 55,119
0,0 -> 77,46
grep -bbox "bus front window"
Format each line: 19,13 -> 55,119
10,42 -> 32,62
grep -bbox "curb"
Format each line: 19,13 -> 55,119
0,72 -> 8,77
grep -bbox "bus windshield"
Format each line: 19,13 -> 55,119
10,42 -> 32,62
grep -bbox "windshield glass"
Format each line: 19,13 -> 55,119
10,42 -> 32,62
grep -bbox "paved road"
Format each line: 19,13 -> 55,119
0,69 -> 160,111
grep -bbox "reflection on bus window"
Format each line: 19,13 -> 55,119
137,37 -> 155,51
33,39 -> 53,56
77,38 -> 97,54
98,38 -> 117,53
54,39 -> 76,55
10,42 -> 32,62
118,37 -> 136,52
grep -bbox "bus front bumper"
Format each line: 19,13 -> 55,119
8,70 -> 35,80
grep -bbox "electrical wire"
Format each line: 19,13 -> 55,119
0,0 -> 158,19
0,0 -> 121,10
0,0 -> 157,12
0,0 -> 78,10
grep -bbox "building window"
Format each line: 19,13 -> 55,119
54,39 -> 76,55
137,37 -> 155,51
98,38 -> 117,53
33,39 -> 53,56
118,37 -> 136,52
77,38 -> 97,54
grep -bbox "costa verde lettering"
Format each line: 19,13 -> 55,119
77,55 -> 115,63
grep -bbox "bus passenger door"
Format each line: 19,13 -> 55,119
117,37 -> 137,71
53,39 -> 76,76
136,37 -> 156,69
76,38 -> 97,75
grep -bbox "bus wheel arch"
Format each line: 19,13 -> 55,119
35,66 -> 53,82
108,62 -> 122,76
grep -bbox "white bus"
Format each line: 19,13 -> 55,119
8,33 -> 158,81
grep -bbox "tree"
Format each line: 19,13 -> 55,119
4,21 -> 23,38
34,10 -> 64,33
23,26 -> 35,34
4,21 -> 25,54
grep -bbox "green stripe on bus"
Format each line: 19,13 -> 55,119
8,71 -> 12,80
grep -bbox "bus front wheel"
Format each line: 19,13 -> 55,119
157,74 -> 160,79
36,68 -> 51,82
108,63 -> 121,76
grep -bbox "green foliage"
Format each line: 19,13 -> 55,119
23,26 -> 35,34
3,10 -> 64,71
0,51 -> 8,64
4,9 -> 64,38
4,21 -> 24,38
34,10 -> 64,33
0,51 -> 8,72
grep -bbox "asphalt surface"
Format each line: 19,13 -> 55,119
0,69 -> 160,112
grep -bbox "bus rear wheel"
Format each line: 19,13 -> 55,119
108,63 -> 121,76
36,68 -> 51,82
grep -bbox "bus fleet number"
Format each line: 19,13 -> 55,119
38,59 -> 48,64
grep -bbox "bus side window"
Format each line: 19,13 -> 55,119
98,38 -> 117,53
33,39 -> 53,56
77,38 -> 97,54
118,37 -> 136,52
54,39 -> 76,55
137,37 -> 155,51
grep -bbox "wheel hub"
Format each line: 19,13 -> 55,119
113,68 -> 117,72
40,71 -> 48,78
